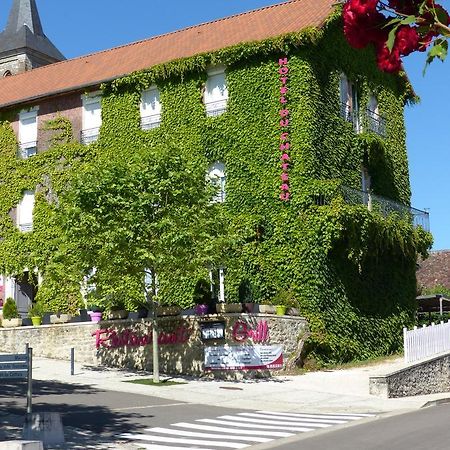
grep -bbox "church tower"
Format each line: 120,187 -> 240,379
0,0 -> 65,77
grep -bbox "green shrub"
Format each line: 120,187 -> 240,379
3,298 -> 20,319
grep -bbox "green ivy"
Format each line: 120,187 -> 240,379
0,15 -> 431,364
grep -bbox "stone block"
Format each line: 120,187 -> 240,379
0,442 -> 44,450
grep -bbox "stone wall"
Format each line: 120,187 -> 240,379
0,313 -> 308,378
369,353 -> 450,397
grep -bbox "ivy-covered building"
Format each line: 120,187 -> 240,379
0,0 -> 431,363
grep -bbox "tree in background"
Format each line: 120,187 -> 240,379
342,0 -> 450,72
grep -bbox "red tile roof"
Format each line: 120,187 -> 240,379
417,250 -> 450,291
0,0 -> 335,108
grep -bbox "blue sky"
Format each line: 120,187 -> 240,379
1,0 -> 448,249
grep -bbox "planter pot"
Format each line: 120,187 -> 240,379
194,304 -> 209,315
243,302 -> 256,313
31,316 -> 42,326
275,305 -> 287,316
157,306 -> 181,317
287,307 -> 300,316
258,304 -> 275,314
50,314 -> 72,324
216,303 -> 242,314
89,311 -> 103,323
2,318 -> 22,328
106,310 -> 128,320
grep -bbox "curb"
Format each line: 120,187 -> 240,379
421,397 -> 450,408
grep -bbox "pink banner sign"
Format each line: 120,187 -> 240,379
232,320 -> 269,343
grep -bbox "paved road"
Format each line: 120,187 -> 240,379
256,402 -> 450,450
0,379 -> 374,448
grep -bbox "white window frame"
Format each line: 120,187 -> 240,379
18,108 -> 38,159
208,162 -> 226,203
339,73 -> 360,132
17,190 -> 35,233
81,92 -> 102,144
140,86 -> 162,130
204,66 -> 228,117
209,267 -> 225,303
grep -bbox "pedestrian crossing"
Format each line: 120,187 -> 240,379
121,410 -> 375,449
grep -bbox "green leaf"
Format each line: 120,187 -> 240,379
387,26 -> 398,52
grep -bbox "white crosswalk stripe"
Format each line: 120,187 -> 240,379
121,409 -> 375,449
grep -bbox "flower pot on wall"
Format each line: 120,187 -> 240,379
106,310 -> 128,320
258,304 -> 275,314
157,306 -> 181,317
31,317 -> 42,326
215,303 -> 242,314
89,311 -> 103,323
50,314 -> 72,324
243,302 -> 255,313
2,318 -> 22,328
275,305 -> 287,316
194,304 -> 209,315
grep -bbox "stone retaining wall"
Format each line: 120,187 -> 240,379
369,353 -> 450,397
0,313 -> 308,379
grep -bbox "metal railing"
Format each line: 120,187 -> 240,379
341,186 -> 430,231
340,103 -> 386,138
205,99 -> 227,117
80,127 -> 100,145
17,142 -> 37,159
141,115 -> 161,130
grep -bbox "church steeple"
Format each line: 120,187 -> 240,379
0,0 -> 65,76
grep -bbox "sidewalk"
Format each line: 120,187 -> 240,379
28,356 -> 450,414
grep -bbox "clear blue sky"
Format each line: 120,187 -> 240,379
1,0 -> 448,249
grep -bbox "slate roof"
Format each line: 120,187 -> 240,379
0,0 -> 65,62
0,0 -> 335,109
417,250 -> 450,290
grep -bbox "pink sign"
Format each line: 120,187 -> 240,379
232,320 -> 270,343
278,57 -> 291,202
93,326 -> 190,349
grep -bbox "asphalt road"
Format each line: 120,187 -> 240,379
257,402 -> 450,450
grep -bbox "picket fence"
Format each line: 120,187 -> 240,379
403,321 -> 450,364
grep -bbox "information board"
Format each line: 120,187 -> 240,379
204,344 -> 283,370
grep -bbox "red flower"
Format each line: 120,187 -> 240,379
346,0 -> 379,15
376,44 -> 402,73
395,25 -> 420,56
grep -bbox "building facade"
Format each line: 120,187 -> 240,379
0,0 -> 431,363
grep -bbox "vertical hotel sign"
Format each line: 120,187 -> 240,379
279,57 -> 290,202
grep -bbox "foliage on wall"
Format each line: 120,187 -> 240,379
0,15 -> 432,363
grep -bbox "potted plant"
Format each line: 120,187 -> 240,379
50,311 -> 73,324
28,303 -> 44,326
272,288 -> 298,316
193,279 -> 212,316
2,298 -> 22,328
88,305 -> 103,323
105,297 -> 128,320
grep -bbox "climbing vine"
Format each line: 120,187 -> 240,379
0,14 -> 432,363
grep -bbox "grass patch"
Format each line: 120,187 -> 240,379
124,378 -> 187,386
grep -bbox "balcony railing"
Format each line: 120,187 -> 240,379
340,186 -> 430,231
18,223 -> 33,233
80,127 -> 100,145
141,114 -> 161,130
17,142 -> 37,159
340,103 -> 386,138
205,99 -> 227,117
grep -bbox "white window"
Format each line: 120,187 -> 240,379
140,87 -> 161,130
81,93 -> 102,144
18,109 -> 38,159
209,267 -> 225,303
208,162 -> 226,203
339,74 -> 360,131
17,190 -> 35,232
204,67 -> 228,117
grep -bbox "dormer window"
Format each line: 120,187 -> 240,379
18,109 -> 38,159
17,190 -> 35,233
140,87 -> 161,130
81,93 -> 102,144
204,67 -> 228,117
208,162 -> 226,203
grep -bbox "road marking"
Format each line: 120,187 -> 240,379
199,418 -> 316,432
148,427 -> 272,443
113,402 -> 185,411
236,412 -> 349,424
172,422 -> 293,438
257,410 -> 375,420
121,433 -> 248,448
218,415 -> 337,428
136,445 -> 216,450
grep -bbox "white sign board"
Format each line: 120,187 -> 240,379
204,345 -> 283,370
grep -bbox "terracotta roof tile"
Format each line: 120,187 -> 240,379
0,0 -> 335,108
417,250 -> 450,291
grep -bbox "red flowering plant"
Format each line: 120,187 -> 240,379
342,0 -> 450,72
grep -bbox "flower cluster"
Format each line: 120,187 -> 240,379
343,0 -> 450,72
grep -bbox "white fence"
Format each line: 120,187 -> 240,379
403,321 -> 450,363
